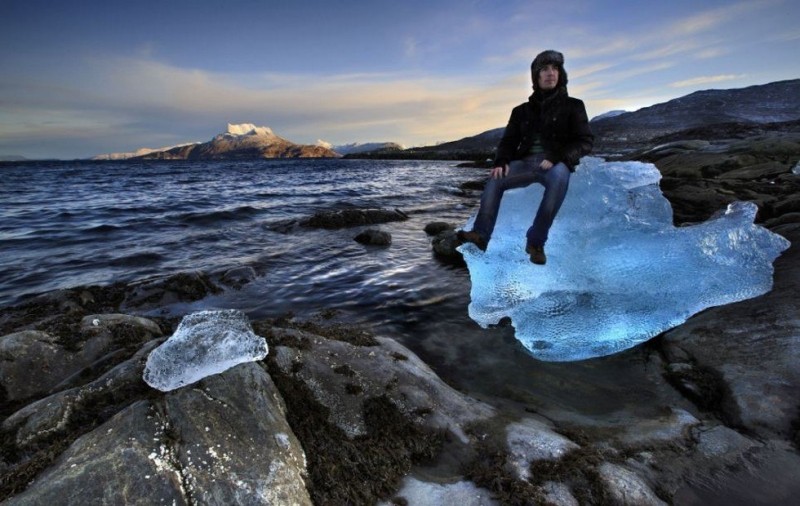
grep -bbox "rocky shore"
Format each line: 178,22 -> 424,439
2,125 -> 799,505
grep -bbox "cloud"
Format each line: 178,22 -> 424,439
669,74 -> 746,88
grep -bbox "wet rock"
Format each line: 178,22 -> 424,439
597,462 -> 667,506
4,363 -> 312,505
306,207 -> 408,229
431,229 -> 463,262
121,271 -> 222,311
540,481 -> 579,506
354,228 -> 392,246
380,477 -> 498,506
459,179 -> 486,191
218,265 -> 258,289
505,417 -> 579,480
617,408 -> 699,446
424,221 -> 454,235
661,228 -> 800,439
0,314 -> 161,402
2,339 -> 160,450
269,326 -> 494,441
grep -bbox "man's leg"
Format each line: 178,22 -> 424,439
526,162 -> 570,251
468,159 -> 539,242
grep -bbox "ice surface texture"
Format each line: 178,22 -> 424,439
459,157 -> 790,362
144,309 -> 268,391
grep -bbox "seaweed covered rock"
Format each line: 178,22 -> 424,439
3,363 -> 312,505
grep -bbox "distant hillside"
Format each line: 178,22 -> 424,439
136,124 -> 339,160
347,128 -> 504,162
316,141 -> 405,155
591,79 -> 800,152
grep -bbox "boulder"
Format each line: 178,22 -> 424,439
354,228 -> 392,246
661,228 -> 800,439
431,229 -> 464,262
305,208 -> 408,229
597,462 -> 667,506
121,271 -> 222,311
269,327 -> 494,441
0,314 -> 161,402
218,265 -> 258,289
424,221 -> 454,236
4,363 -> 312,505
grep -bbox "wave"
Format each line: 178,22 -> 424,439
174,205 -> 263,225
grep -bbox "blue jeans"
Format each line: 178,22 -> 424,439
472,154 -> 570,247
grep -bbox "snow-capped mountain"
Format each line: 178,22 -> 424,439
134,123 -> 340,160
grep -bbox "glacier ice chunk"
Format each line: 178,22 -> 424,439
459,157 -> 790,362
143,309 -> 268,391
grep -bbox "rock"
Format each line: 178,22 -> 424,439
1,331 -> 76,401
0,314 -> 161,401
267,207 -> 410,233
540,481 -> 579,506
354,228 -> 392,246
424,221 -> 454,235
431,229 -> 464,262
597,462 -> 667,506
2,339 -> 161,450
380,477 -> 498,506
4,363 -> 312,505
121,271 -> 222,311
505,417 -> 579,480
305,208 -> 408,229
718,161 -> 790,180
269,327 -> 494,442
218,266 -> 258,289
617,408 -> 699,446
661,227 -> 800,439
460,179 -> 486,191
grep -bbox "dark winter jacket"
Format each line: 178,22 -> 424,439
493,87 -> 594,171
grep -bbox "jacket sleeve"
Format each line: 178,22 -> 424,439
562,99 -> 594,168
493,106 -> 523,168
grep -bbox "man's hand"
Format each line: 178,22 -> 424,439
491,164 -> 509,179
539,159 -> 554,170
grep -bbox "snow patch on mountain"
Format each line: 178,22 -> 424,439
224,123 -> 275,137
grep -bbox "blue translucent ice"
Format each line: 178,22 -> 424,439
459,157 -> 790,362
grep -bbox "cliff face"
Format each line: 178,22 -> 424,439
138,123 -> 340,160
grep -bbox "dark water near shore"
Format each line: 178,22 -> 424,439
0,159 -> 472,309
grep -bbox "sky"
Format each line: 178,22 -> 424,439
1,0 -> 798,159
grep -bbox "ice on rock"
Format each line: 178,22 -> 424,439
143,309 -> 268,391
459,157 -> 790,362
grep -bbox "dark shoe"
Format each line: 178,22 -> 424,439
457,230 -> 487,251
526,244 -> 546,265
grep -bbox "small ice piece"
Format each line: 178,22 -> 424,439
143,309 -> 268,391
460,157 -> 790,362
792,161 -> 800,175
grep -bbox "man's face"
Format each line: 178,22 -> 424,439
537,64 -> 559,90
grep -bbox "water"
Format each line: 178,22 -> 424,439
0,159 -> 477,311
